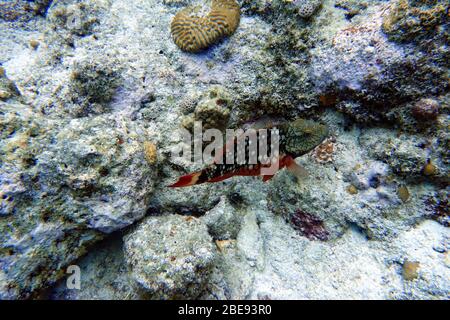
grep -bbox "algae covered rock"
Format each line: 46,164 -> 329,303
0,68 -> 21,101
382,0 -> 448,43
123,214 -> 216,299
48,1 -> 103,37
0,104 -> 157,298
0,0 -> 52,22
201,196 -> 243,240
181,86 -> 231,131
334,0 -> 368,19
360,128 -> 448,183
49,236 -> 139,300
66,58 -> 121,116
1,0 -> 449,300
268,116 -> 435,241
310,1 -> 448,125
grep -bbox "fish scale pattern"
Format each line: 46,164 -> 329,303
171,0 -> 240,53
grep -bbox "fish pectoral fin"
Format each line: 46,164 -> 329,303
285,157 -> 309,180
262,175 -> 275,182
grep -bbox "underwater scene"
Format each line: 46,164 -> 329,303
0,0 -> 449,300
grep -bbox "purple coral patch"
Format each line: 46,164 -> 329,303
290,210 -> 329,241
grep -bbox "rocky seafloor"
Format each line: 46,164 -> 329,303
0,0 -> 448,299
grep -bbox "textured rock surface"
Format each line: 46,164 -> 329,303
0,0 -> 448,299
123,214 -> 216,299
49,235 -> 139,300
201,196 -> 243,240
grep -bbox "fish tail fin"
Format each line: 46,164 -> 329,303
168,171 -> 202,187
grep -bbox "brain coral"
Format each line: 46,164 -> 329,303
171,0 -> 240,52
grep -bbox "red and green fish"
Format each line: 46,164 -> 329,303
169,118 -> 329,187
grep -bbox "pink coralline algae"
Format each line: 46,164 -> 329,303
290,210 -> 329,241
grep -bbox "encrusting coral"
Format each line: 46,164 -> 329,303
382,0 -> 448,43
171,0 -> 240,52
182,86 -> 231,131
311,136 -> 336,163
288,0 -> 323,18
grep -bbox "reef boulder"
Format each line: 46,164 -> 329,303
123,214 -> 216,299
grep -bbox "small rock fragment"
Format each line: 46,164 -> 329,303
215,239 -> 235,253
423,161 -> 437,176
0,89 -> 11,100
347,185 -> 358,195
29,39 -> 40,50
402,260 -> 420,281
411,98 -> 439,121
397,184 -> 410,203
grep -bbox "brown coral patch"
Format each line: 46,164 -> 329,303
171,0 -> 240,53
143,141 -> 157,164
311,136 -> 336,163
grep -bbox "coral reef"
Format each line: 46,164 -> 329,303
48,1 -> 101,37
360,128 -> 448,183
0,103 -> 156,298
123,214 -> 216,299
0,0 -> 448,300
171,0 -> 240,52
310,1 -> 449,126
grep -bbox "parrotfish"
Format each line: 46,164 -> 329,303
169,118 -> 329,187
